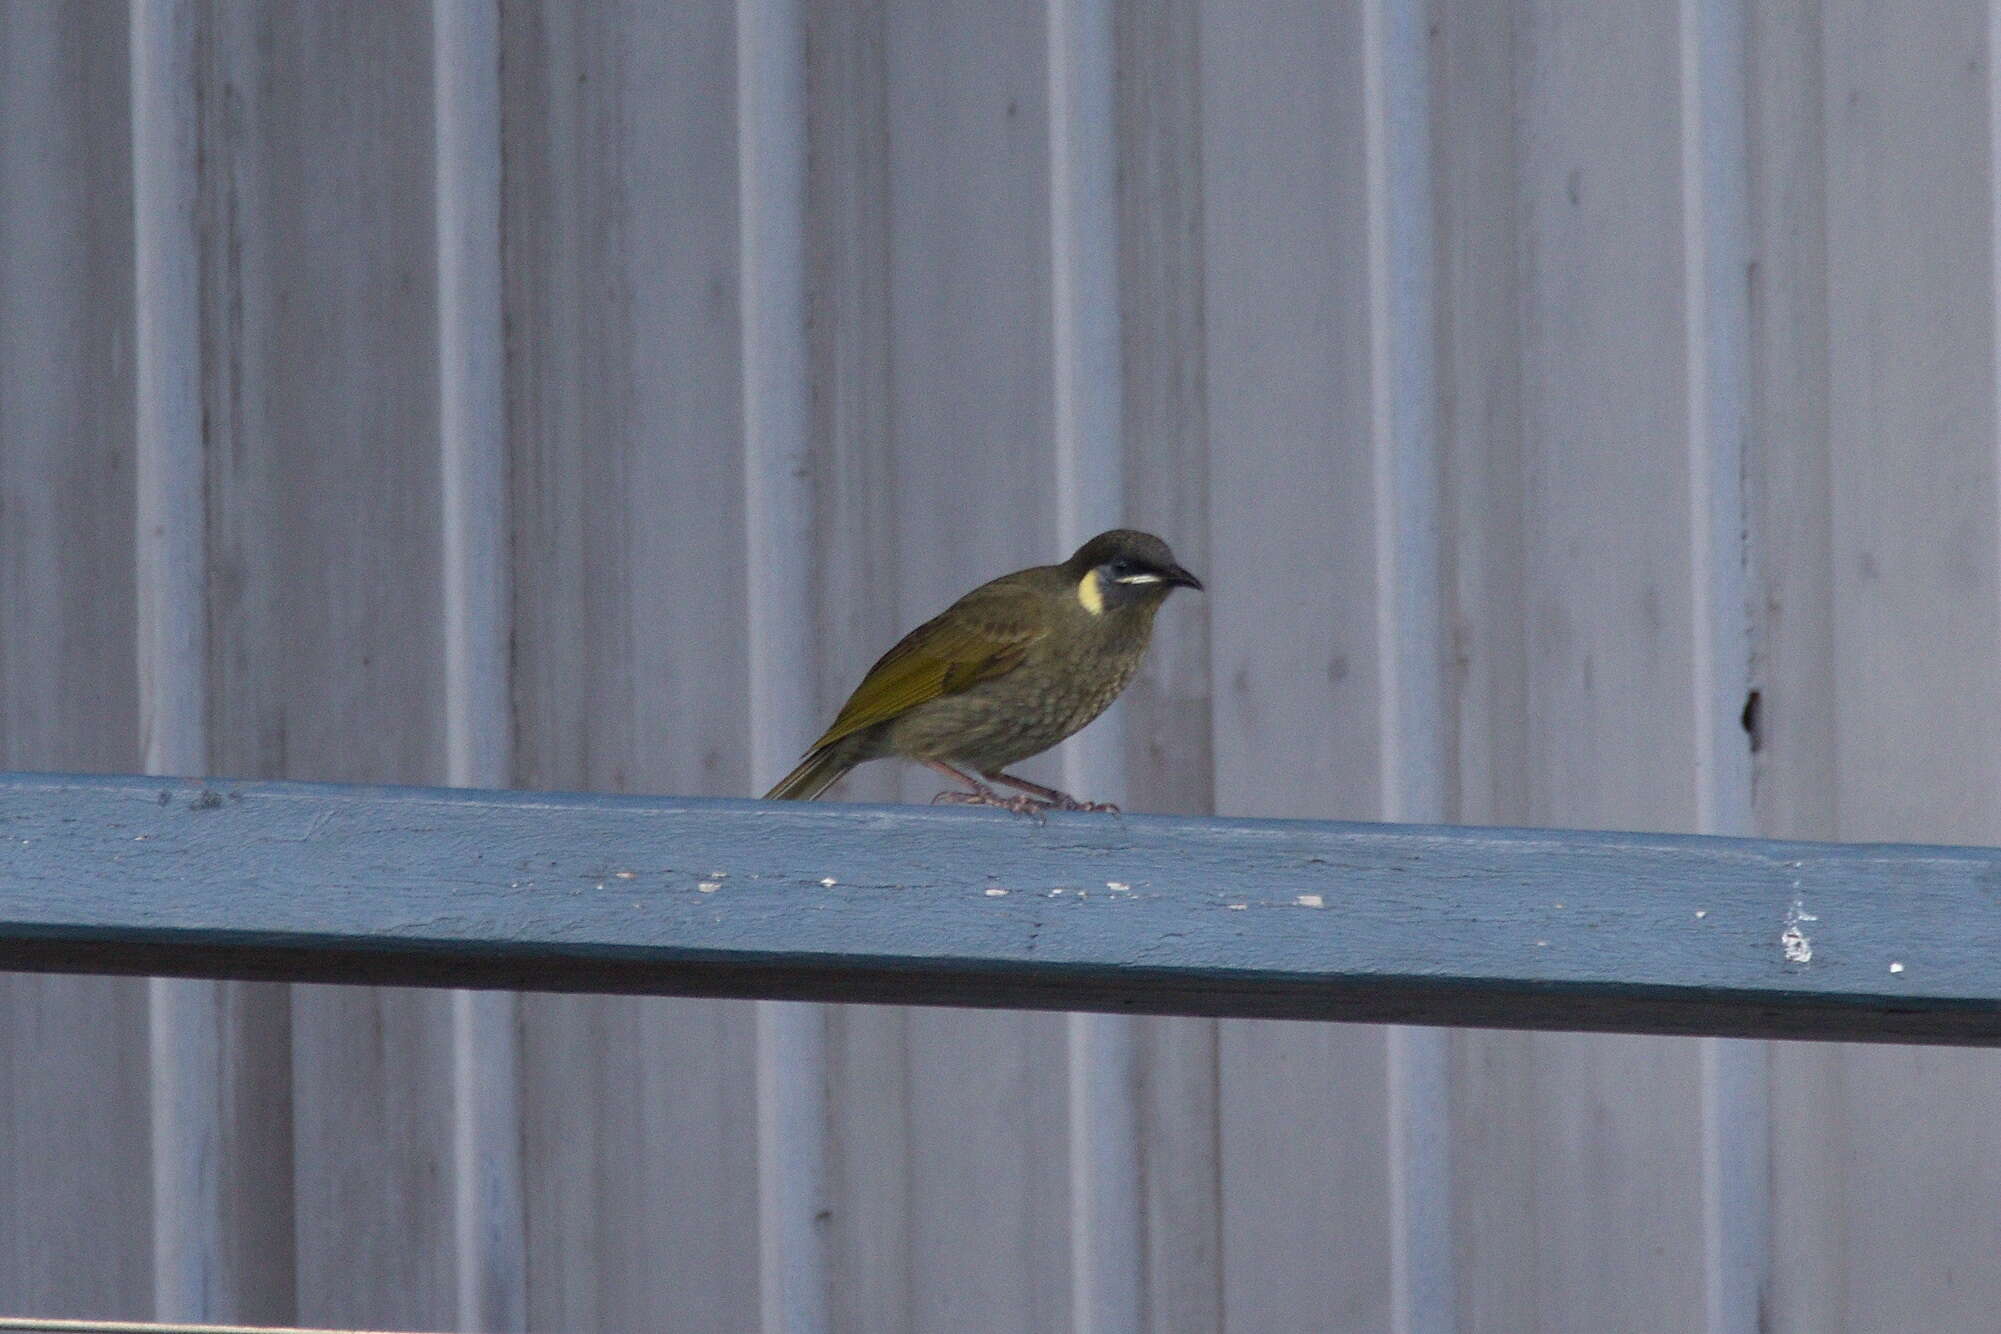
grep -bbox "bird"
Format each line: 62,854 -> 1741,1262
763,528 -> 1203,814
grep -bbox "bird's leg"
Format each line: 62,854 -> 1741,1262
925,761 -> 1049,818
988,771 -> 1120,815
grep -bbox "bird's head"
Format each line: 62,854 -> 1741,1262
1062,529 -> 1203,616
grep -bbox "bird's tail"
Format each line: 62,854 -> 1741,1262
763,747 -> 852,801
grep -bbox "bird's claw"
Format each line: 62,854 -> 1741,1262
1050,796 -> 1119,814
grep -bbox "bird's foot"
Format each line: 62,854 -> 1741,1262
989,773 -> 1120,815
931,786 -> 1050,820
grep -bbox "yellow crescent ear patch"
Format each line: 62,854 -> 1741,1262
1076,569 -> 1105,615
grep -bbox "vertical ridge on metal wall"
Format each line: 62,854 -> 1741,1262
1679,0 -> 1767,1330
1363,2 -> 1453,1331
133,0 -> 226,1318
1991,0 -> 2001,679
740,0 -> 831,1327
132,5 -> 205,779
1049,0 -> 1143,1326
434,0 -> 527,1328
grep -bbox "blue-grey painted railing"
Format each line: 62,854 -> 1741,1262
2,769 -> 1997,1045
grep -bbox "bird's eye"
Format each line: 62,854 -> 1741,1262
1106,558 -> 1133,579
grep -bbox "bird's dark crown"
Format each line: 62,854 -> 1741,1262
1062,529 -> 1203,593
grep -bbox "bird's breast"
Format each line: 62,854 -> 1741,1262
877,613 -> 1155,771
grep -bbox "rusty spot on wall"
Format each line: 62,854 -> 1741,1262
1740,689 -> 1762,753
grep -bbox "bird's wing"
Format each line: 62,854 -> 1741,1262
807,578 -> 1048,750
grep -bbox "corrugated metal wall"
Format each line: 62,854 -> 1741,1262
4,0 -> 1999,1329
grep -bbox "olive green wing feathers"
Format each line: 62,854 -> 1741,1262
805,577 -> 1048,752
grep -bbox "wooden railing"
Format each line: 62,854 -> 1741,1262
4,769 -> 1997,1045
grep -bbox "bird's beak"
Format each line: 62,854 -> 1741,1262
1165,565 -> 1203,592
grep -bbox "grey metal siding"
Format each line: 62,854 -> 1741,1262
1,1 -> 1995,1330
